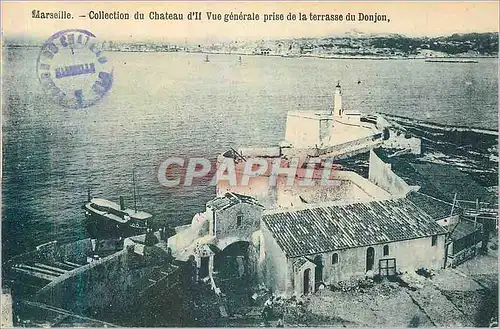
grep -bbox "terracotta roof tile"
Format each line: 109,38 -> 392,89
207,192 -> 262,211
262,198 -> 447,257
407,192 -> 461,220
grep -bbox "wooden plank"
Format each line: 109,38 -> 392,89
52,262 -> 77,270
62,260 -> 83,268
34,263 -> 67,274
18,264 -> 62,277
11,267 -> 56,281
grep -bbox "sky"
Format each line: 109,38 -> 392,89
2,1 -> 499,43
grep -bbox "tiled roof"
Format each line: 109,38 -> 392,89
449,219 -> 483,241
206,192 -> 262,212
383,155 -> 494,205
262,198 -> 447,258
410,163 -> 492,203
407,192 -> 461,220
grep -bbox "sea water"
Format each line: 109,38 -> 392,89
2,49 -> 498,260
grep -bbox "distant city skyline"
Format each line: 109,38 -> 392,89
2,1 -> 499,43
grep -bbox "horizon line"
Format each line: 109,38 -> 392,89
3,30 -> 499,44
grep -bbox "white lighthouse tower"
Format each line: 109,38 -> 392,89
333,82 -> 343,117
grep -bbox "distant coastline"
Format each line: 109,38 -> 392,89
3,44 -> 497,61
4,32 -> 498,59
195,51 -> 497,60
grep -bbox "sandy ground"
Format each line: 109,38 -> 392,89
306,282 -> 433,327
296,250 -> 498,327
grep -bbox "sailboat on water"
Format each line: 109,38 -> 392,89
83,169 -> 151,238
204,54 -> 210,62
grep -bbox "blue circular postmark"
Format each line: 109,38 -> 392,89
36,29 -> 113,109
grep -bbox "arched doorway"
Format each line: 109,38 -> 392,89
313,255 -> 323,283
213,241 -> 252,310
303,268 -> 311,294
366,247 -> 375,271
214,241 -> 251,286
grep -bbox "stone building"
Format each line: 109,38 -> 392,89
283,83 -> 386,155
168,192 -> 264,283
168,191 -> 457,298
204,192 -> 264,281
369,148 -> 493,265
260,197 -> 447,296
216,154 -> 393,209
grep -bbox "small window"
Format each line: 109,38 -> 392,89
236,213 -> 243,227
431,235 -> 438,246
383,245 -> 389,256
332,253 -> 339,265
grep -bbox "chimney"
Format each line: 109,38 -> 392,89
333,82 -> 342,117
120,196 -> 125,210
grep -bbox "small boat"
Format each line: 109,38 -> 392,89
83,170 -> 151,238
84,197 -> 151,237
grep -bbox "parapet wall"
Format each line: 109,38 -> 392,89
339,170 -> 392,199
35,248 -> 165,316
368,150 -> 413,196
7,239 -> 93,267
276,170 -> 391,206
314,132 -> 383,157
